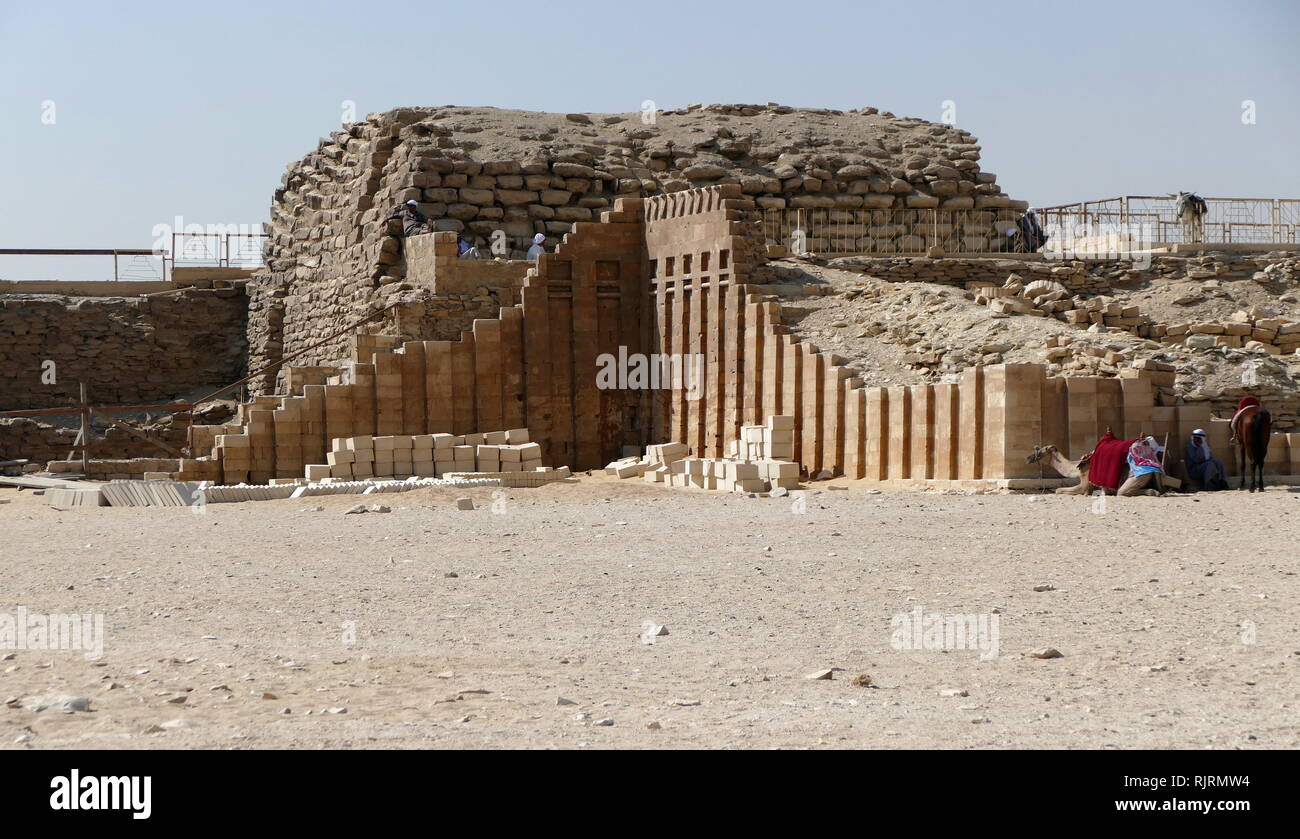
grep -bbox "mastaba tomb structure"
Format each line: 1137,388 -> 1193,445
10,104 -> 1300,489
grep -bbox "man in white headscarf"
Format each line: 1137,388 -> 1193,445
1184,429 -> 1227,490
527,233 -> 547,260
386,200 -> 429,237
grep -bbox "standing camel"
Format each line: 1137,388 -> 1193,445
1174,192 -> 1208,244
1230,397 -> 1272,492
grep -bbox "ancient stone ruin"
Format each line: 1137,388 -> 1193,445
4,104 -> 1300,497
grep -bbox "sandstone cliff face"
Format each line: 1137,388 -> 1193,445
264,103 -> 1022,284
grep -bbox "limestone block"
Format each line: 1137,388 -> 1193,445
305,464 -> 331,481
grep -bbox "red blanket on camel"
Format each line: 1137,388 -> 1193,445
1089,431 -> 1138,490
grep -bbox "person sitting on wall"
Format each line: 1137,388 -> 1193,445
527,233 -> 547,260
386,200 -> 429,237
457,235 -> 482,259
1184,428 -> 1228,491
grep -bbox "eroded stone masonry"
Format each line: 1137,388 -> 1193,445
248,103 -> 1022,386
3,104 -> 1299,489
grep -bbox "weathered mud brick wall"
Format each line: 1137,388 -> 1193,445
0,289 -> 248,411
828,256 -> 1119,293
829,253 -> 1300,297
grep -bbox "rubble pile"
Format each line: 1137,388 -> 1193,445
608,416 -> 802,493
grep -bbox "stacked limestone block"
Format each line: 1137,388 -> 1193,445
213,431 -> 252,484
315,428 -> 541,480
43,454 -> 222,483
45,457 -> 184,481
610,416 -> 802,494
193,191 -> 664,478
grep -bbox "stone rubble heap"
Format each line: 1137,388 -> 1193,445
825,252 -> 1300,296
1164,310 -> 1300,354
608,415 -> 802,493
973,273 -> 1300,355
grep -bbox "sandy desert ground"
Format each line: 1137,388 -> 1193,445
1,476 -> 1296,750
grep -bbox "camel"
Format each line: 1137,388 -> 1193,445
1026,440 -> 1166,496
1026,445 -> 1096,495
1174,191 -> 1208,244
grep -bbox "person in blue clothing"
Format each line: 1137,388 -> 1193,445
1184,429 -> 1228,491
527,233 -> 547,260
1119,436 -> 1166,496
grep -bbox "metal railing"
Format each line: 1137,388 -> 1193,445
167,232 -> 267,270
0,248 -> 165,282
1035,196 -> 1300,246
760,208 -> 1026,257
1,234 -> 267,284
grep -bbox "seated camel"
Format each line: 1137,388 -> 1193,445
1026,446 -> 1095,495
1026,444 -> 1161,497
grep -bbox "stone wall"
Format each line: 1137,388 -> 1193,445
108,185 -> 1298,488
650,270 -> 1294,483
643,185 -> 770,456
403,233 -> 532,295
823,256 -> 1133,294
0,416 -> 190,467
823,252 -> 1298,295
243,268 -> 521,396
0,288 -> 248,411
264,104 -> 1020,287
639,191 -> 1297,482
184,195 -> 651,481
252,103 -> 1019,397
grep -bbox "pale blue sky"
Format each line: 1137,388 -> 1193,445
1,0 -> 1297,280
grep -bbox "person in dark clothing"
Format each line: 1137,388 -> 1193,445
387,200 -> 429,237
1014,209 -> 1049,252
1184,429 -> 1228,490
457,234 -> 482,259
